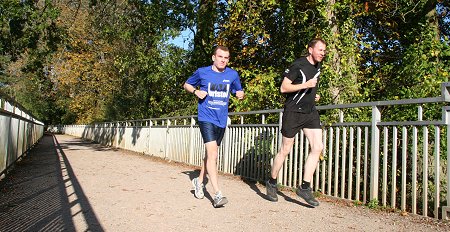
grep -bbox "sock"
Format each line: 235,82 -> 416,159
269,177 -> 277,185
301,180 -> 310,190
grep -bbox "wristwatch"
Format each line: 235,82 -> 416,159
193,89 -> 197,94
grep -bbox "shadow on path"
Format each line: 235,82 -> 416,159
240,178 -> 313,208
181,169 -> 214,204
0,134 -> 104,231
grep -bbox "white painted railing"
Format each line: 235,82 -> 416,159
60,82 -> 450,220
0,95 -> 44,179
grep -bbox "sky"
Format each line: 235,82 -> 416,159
168,29 -> 193,49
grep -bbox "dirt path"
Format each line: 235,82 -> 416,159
0,134 -> 449,231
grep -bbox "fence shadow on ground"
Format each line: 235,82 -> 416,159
0,134 -> 104,231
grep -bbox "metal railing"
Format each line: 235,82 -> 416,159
0,95 -> 45,179
61,82 -> 450,220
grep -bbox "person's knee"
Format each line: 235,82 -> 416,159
278,146 -> 292,157
311,142 -> 323,154
206,152 -> 218,160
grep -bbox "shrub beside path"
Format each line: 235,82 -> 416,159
0,134 -> 449,231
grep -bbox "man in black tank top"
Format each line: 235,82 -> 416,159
266,38 -> 326,207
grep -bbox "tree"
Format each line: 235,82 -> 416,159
0,0 -> 63,124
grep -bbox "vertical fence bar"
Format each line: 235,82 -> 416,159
341,126 -> 347,198
334,126 -> 340,197
257,127 -> 262,181
382,127 -> 388,206
356,127 -> 361,202
233,127 -> 239,175
363,127 -> 369,203
435,126 -> 440,219
321,128 -> 327,193
327,127 -> 333,195
401,126 -> 408,212
391,127 -> 398,208
348,127 -> 354,200
422,125 -> 428,217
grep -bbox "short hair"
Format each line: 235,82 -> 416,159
213,45 -> 230,55
308,38 -> 327,49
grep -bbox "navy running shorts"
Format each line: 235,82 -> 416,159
198,121 -> 226,146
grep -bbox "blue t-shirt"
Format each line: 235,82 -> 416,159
186,66 -> 243,128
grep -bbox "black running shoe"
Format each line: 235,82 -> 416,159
265,180 -> 278,202
296,186 -> 319,206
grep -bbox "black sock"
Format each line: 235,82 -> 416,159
301,180 -> 310,189
269,177 -> 277,185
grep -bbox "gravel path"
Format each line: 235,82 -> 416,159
0,134 -> 449,231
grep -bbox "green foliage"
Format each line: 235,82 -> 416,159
0,0 -> 63,124
353,200 -> 363,206
367,198 -> 379,209
1,0 -> 450,126
231,68 -> 283,112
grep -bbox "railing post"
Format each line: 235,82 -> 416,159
441,82 -> 450,102
115,122 -> 120,148
146,120 -> 153,155
188,117 -> 195,165
223,117 -> 231,174
370,105 -> 381,201
164,119 -> 171,159
442,106 -> 450,220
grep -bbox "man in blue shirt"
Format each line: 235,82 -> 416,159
183,45 -> 244,208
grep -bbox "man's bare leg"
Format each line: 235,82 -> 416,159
197,153 -> 207,184
204,141 -> 220,193
271,136 -> 295,179
266,136 -> 295,202
302,128 -> 323,182
203,141 -> 228,207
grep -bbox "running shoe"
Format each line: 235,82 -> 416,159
296,186 -> 319,206
265,180 -> 278,202
213,191 -> 228,208
191,177 -> 204,199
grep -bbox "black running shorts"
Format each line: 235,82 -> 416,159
281,110 -> 321,138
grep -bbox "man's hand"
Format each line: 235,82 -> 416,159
315,94 -> 320,102
235,90 -> 245,100
194,90 -> 208,99
305,77 -> 318,88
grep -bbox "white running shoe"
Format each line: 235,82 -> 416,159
213,191 -> 228,208
191,177 -> 204,199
